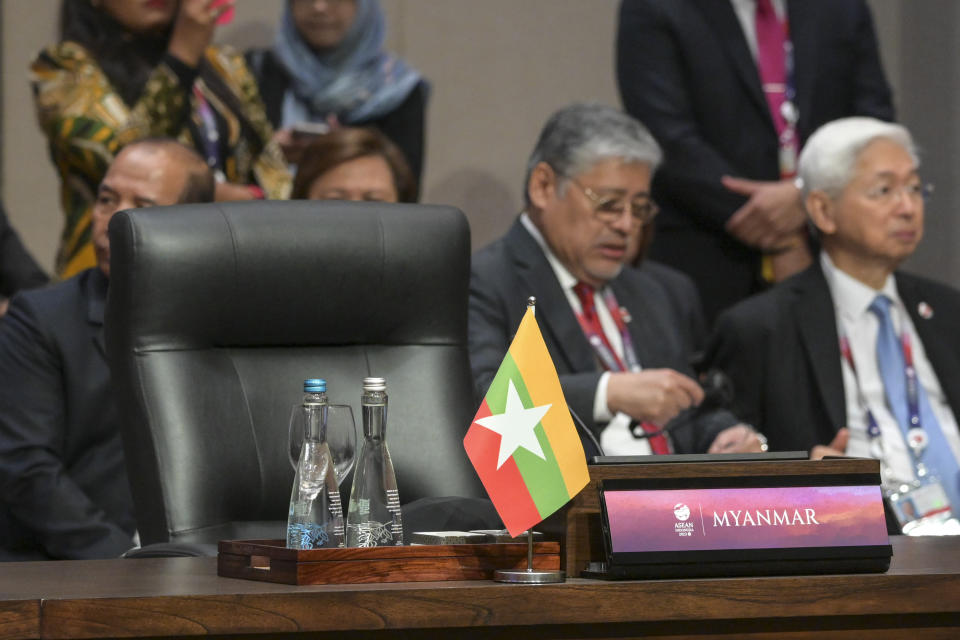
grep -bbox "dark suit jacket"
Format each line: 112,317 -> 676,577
0,201 -> 48,299
705,262 -> 960,452
0,268 -> 135,560
469,219 -> 738,455
616,0 -> 895,324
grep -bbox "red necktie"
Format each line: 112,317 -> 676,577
755,0 -> 788,138
572,282 -> 672,454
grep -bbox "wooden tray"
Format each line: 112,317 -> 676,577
218,539 -> 561,585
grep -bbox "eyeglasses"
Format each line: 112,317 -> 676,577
864,181 -> 934,206
568,178 -> 659,225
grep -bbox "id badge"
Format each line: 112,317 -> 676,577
778,139 -> 797,177
889,480 -> 959,535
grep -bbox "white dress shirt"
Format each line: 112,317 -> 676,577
821,252 -> 960,489
520,214 -> 651,455
729,0 -> 788,60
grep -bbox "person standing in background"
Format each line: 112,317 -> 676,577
616,0 -> 894,325
246,0 -> 427,192
32,0 -> 291,279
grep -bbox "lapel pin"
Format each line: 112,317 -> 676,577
918,302 -> 933,320
619,307 -> 632,323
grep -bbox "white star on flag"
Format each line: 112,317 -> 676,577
475,379 -> 552,469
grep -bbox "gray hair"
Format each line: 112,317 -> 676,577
523,103 -> 662,206
798,117 -> 917,199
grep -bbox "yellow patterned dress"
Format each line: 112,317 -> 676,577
31,42 -> 292,278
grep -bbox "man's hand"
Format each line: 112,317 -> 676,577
810,428 -> 850,460
723,176 -> 806,251
708,424 -> 765,453
607,369 -> 704,427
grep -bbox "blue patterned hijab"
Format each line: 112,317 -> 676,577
273,0 -> 423,125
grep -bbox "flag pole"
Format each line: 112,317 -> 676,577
493,296 -> 565,584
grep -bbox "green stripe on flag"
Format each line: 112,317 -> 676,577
485,352 -> 525,414
485,353 -> 571,515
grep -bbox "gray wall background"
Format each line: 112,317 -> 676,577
2,0 -> 957,287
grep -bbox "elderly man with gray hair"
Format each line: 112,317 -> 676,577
469,103 -> 764,457
706,117 -> 960,529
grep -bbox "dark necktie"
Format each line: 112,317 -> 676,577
572,282 -> 671,454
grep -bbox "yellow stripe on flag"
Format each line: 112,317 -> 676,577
509,309 -> 589,496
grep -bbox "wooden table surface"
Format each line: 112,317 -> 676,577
2,535 -> 959,640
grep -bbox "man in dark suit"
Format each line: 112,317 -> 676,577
0,201 -> 49,316
470,103 -> 765,457
706,117 -> 960,511
0,139 -> 214,560
616,0 -> 895,325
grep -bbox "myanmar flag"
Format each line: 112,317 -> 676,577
464,307 -> 589,537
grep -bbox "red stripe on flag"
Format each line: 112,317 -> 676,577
464,399 -> 541,533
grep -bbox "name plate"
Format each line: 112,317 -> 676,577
586,458 -> 892,579
606,485 -> 888,552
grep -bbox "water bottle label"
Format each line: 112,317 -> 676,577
287,522 -> 330,549
349,521 -> 395,547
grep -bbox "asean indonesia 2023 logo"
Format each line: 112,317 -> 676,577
674,503 -> 694,537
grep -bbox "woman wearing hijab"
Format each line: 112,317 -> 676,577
32,0 -> 291,278
247,0 -> 427,192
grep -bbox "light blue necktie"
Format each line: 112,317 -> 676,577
870,294 -> 960,512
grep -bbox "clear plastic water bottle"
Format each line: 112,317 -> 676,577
346,377 -> 403,546
286,379 -> 344,549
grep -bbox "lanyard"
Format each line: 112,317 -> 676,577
193,86 -> 225,181
839,335 -> 882,443
839,321 -> 925,459
778,20 -> 799,178
574,289 -> 639,373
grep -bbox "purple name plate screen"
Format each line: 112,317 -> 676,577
606,486 -> 888,552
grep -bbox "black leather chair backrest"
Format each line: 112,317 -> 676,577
105,201 -> 482,545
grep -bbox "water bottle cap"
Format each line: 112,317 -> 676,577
362,377 -> 386,392
303,378 -> 326,393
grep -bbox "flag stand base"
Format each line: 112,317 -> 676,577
493,530 -> 565,583
493,568 -> 565,583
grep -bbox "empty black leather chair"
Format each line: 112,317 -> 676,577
105,201 -> 486,546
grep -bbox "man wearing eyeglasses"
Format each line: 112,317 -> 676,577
469,103 -> 765,457
706,118 -> 960,515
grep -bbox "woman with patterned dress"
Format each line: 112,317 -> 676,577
32,0 -> 291,278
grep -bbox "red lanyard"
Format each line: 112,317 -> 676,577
574,288 -> 639,373
840,328 -> 923,441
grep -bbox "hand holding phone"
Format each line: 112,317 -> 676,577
211,0 -> 235,26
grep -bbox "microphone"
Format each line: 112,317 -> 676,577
568,405 -> 605,457
627,369 -> 734,440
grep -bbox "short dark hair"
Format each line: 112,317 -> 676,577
292,127 -> 416,202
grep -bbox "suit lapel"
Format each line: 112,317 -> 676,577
84,269 -> 108,360
504,221 -> 596,374
610,276 -> 658,368
898,276 -> 960,419
793,265 -> 846,432
786,0 -> 818,140
693,0 -> 770,125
